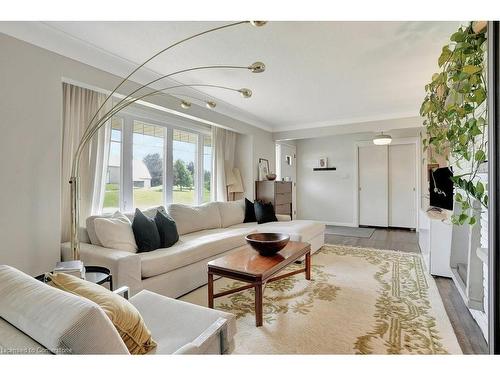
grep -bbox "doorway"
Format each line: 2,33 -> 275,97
276,143 -> 297,219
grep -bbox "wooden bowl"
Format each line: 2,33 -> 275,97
245,233 -> 290,256
266,173 -> 277,181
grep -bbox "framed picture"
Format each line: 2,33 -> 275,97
258,158 -> 269,181
318,157 -> 328,169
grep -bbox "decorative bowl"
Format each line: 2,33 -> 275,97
245,233 -> 290,256
266,173 -> 277,181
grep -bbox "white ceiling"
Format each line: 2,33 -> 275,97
0,21 -> 461,132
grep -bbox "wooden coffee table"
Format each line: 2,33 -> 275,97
207,241 -> 311,327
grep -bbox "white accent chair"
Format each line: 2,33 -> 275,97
0,265 -> 236,355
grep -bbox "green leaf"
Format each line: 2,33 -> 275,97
451,31 -> 466,42
475,150 -> 486,162
438,46 -> 452,67
469,216 -> 476,225
476,181 -> 485,195
474,87 -> 486,104
458,213 -> 469,225
455,192 -> 463,202
462,65 -> 482,75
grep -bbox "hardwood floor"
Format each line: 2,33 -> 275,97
324,226 -> 488,354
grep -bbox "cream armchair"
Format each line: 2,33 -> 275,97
0,265 -> 235,355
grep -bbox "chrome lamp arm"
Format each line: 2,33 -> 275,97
69,21 -> 267,260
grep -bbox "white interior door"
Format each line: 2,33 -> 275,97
358,145 -> 388,227
277,143 -> 297,219
389,144 -> 416,228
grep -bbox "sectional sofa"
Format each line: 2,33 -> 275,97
61,200 -> 325,297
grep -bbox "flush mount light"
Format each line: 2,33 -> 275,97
373,132 -> 392,145
206,101 -> 217,109
180,100 -> 192,109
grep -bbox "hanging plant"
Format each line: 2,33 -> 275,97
420,22 -> 488,225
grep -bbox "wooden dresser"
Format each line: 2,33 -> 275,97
255,181 -> 292,216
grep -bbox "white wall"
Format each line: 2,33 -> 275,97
234,132 -> 276,200
296,128 -> 420,225
0,32 -> 275,275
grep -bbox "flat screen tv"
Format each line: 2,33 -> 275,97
429,167 -> 454,210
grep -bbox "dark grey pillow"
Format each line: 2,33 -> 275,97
154,210 -> 179,248
132,208 -> 161,253
254,200 -> 277,224
244,198 -> 257,223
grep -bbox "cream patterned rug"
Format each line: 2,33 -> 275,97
181,245 -> 462,354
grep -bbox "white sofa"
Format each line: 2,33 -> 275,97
0,265 -> 236,355
61,201 -> 325,298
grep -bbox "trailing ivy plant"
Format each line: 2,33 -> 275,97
420,22 -> 488,225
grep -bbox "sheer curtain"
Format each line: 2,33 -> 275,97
61,83 -> 111,242
212,126 -> 237,202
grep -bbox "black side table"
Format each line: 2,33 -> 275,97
35,266 -> 113,290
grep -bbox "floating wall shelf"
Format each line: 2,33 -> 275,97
313,167 -> 337,171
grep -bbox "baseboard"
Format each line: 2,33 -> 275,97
321,221 -> 357,227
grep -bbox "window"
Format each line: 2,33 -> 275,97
172,129 -> 197,205
133,121 -> 164,209
202,136 -> 212,203
101,109 -> 212,213
103,118 -> 123,213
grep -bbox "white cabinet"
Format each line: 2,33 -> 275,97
418,209 -> 453,277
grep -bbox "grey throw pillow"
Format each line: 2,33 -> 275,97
154,211 -> 179,248
132,208 -> 161,252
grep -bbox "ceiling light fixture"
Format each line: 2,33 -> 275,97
180,100 -> 191,109
239,88 -> 253,98
373,132 -> 392,146
250,21 -> 267,27
206,101 -> 217,109
249,61 -> 266,73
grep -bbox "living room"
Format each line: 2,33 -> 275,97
1,0 -> 500,372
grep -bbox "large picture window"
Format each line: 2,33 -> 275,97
102,109 -> 212,213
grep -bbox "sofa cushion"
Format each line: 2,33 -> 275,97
139,227 -> 256,278
255,220 -> 325,242
86,206 -> 167,246
167,202 -> 221,235
132,209 -> 161,253
217,200 -> 245,228
154,210 -> 179,248
254,201 -> 277,224
94,211 -> 137,253
129,290 -> 236,354
230,220 -> 325,242
48,272 -> 157,354
0,265 -> 128,354
244,198 -> 257,223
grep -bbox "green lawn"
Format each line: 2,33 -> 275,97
103,184 -> 210,210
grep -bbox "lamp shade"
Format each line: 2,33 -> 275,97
373,133 -> 392,145
228,168 -> 244,193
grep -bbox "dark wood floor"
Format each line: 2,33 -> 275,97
324,226 -> 488,354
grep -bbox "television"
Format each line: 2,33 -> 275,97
429,167 -> 454,210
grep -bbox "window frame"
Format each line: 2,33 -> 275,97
104,105 -> 212,213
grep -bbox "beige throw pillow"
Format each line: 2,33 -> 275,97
94,211 -> 137,252
48,272 -> 157,354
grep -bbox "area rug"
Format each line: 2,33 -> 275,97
181,245 -> 462,354
325,226 -> 375,238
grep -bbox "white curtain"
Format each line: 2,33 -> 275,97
61,83 -> 111,242
212,127 -> 237,202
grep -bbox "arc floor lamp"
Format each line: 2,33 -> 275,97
69,21 -> 267,260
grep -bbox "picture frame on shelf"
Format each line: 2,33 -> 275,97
258,158 -> 269,181
318,157 -> 328,169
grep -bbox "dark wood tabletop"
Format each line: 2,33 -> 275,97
207,241 -> 311,282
